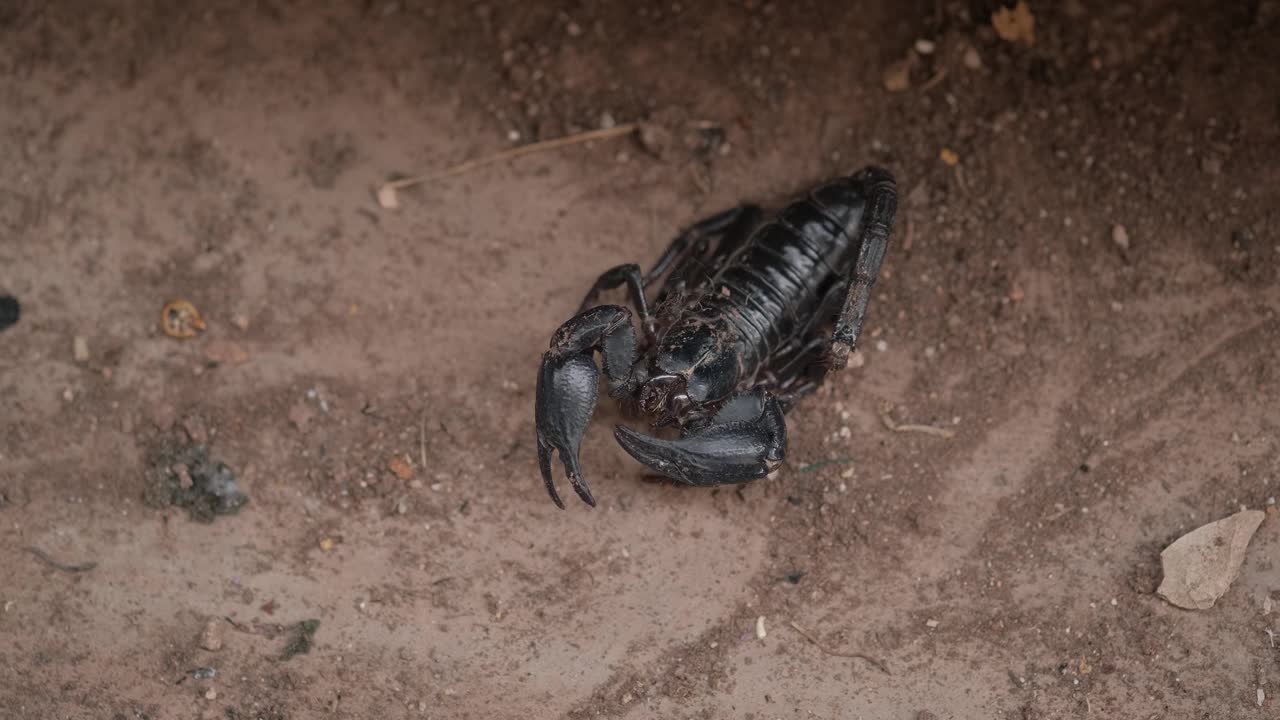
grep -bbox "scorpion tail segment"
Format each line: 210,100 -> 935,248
614,391 -> 786,487
536,351 -> 600,508
534,305 -> 640,509
832,166 -> 898,355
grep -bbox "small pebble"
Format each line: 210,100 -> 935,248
200,619 -> 224,651
599,112 -> 616,129
882,58 -> 912,92
566,21 -> 582,36
874,339 -> 889,353
73,336 -> 89,363
1111,224 -> 1130,251
849,350 -> 866,368
914,39 -> 936,55
963,47 -> 982,69
205,688 -> 217,701
925,619 -> 940,629
507,130 -> 520,142
755,615 -> 767,640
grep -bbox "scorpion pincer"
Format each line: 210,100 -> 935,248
535,166 -> 897,508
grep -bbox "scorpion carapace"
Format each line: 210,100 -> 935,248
535,166 -> 897,508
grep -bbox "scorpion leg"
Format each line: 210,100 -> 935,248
536,304 -> 640,508
577,264 -> 656,342
644,204 -> 762,284
614,387 -> 785,487
828,166 -> 897,367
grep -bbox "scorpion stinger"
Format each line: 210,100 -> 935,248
613,387 -> 786,487
535,304 -> 641,508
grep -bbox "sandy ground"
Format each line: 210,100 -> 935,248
2,1 -> 1279,718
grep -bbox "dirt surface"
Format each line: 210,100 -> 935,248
2,1 -> 1279,717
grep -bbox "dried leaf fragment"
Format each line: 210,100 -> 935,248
161,299 -> 206,339
1157,509 -> 1265,610
992,1 -> 1036,47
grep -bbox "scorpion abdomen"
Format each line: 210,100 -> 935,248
682,177 -> 870,385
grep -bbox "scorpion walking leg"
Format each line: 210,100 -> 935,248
578,264 -> 656,341
614,387 -> 786,487
578,208 -> 763,343
644,204 -> 763,284
536,304 -> 640,508
828,167 -> 897,367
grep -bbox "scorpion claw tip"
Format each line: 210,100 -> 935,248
571,476 -> 597,508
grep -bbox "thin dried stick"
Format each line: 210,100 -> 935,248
418,409 -> 428,470
383,124 -> 638,192
25,546 -> 97,573
878,402 -> 955,439
788,621 -> 891,675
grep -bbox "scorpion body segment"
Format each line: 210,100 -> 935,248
536,167 -> 897,508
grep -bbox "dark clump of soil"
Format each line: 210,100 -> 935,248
142,435 -> 248,522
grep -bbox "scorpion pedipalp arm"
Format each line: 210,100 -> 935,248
613,388 -> 786,487
535,305 -> 640,508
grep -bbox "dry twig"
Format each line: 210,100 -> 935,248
878,403 -> 955,439
377,124 -> 638,207
788,621 -> 890,675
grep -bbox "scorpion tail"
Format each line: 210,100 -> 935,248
614,388 -> 786,487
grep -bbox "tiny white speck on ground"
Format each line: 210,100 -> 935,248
926,619 -> 939,628
755,616 -> 767,640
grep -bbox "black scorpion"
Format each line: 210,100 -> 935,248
535,166 -> 897,508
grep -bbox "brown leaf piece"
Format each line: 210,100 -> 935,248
992,1 -> 1036,47
1157,509 -> 1265,610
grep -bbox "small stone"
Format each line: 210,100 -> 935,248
914,38 -> 936,55
173,463 -> 194,490
1009,284 -> 1025,302
200,619 -> 224,651
205,688 -> 217,701
231,313 -> 251,331
1111,224 -> 1130,251
925,618 -> 940,629
621,692 -> 634,704
874,339 -> 889,353
882,58 -> 912,92
923,346 -> 937,360
939,147 -> 959,166
755,615 -> 767,640
319,537 -> 336,552
73,336 -> 89,363
62,387 -> 74,402
963,47 -> 982,69
849,350 -> 866,368
566,21 -> 582,36
636,122 -> 672,158
181,415 -> 210,443
599,111 -> 616,129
